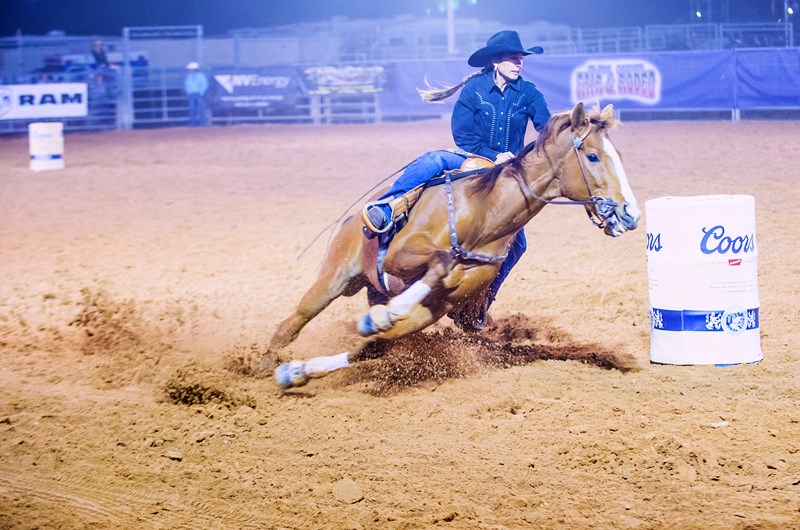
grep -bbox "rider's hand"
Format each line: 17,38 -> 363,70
495,151 -> 514,164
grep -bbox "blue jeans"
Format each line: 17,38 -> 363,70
378,150 -> 465,201
488,229 -> 526,306
381,149 -> 525,304
188,93 -> 207,126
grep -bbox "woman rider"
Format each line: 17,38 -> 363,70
364,30 -> 551,330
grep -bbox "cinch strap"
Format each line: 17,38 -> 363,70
650,307 -> 759,332
444,173 -> 508,264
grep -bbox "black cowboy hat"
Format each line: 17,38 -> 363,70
467,30 -> 544,68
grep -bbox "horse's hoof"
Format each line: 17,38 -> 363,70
359,305 -> 396,336
274,361 -> 309,388
357,313 -> 378,337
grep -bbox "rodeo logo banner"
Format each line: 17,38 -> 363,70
571,59 -> 661,105
211,67 -> 300,113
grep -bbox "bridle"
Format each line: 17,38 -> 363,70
442,123 -> 620,265
514,126 -> 619,230
569,129 -> 620,229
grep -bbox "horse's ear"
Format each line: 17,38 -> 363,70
600,104 -> 615,127
570,102 -> 586,129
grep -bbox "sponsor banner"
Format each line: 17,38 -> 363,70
211,67 -> 300,112
736,48 -> 800,108
0,83 -> 88,120
381,50 -> 755,117
302,65 -> 384,95
533,51 -> 736,111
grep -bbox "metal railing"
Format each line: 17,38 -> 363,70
128,67 -> 381,128
0,22 -> 793,77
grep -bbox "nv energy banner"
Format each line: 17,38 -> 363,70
212,67 -> 300,113
0,83 -> 88,120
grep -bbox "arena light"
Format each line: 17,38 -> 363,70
695,10 -> 703,18
437,0 -> 460,11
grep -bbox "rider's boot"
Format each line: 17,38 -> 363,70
449,292 -> 494,332
361,200 -> 393,234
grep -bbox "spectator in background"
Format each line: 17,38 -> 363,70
91,40 -> 109,69
88,70 -> 111,106
184,61 -> 209,127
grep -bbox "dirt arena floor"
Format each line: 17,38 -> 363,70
1,117 -> 799,529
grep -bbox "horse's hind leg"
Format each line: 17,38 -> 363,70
274,300 -> 446,389
275,349 -> 355,388
270,222 -> 365,351
274,298 -> 442,387
270,274 -> 361,351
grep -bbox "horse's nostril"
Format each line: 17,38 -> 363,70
619,204 -> 639,229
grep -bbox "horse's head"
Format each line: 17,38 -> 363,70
547,102 -> 641,237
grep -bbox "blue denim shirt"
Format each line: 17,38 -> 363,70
451,71 -> 550,160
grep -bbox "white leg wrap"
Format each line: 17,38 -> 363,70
387,281 -> 432,318
367,305 -> 395,331
303,352 -> 351,378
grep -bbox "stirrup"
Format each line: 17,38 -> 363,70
361,184 -> 426,235
361,200 -> 393,235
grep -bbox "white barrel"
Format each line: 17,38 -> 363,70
646,195 -> 762,365
29,122 -> 65,172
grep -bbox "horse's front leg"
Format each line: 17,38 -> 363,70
357,249 -> 451,337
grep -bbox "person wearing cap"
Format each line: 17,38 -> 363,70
362,30 -> 551,330
184,61 -> 209,126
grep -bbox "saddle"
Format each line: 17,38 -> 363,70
359,156 -> 494,233
360,156 -> 495,296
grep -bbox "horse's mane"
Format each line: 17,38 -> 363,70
470,110 -> 573,196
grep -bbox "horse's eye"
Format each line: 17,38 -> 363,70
586,153 -> 600,163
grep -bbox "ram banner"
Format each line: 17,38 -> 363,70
0,83 -> 88,120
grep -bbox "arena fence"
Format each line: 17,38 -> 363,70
1,46 -> 799,135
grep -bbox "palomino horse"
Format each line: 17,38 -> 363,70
271,102 -> 640,388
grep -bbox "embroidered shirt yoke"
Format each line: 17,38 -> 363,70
451,71 -> 550,161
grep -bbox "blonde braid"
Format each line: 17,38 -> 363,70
416,65 -> 492,103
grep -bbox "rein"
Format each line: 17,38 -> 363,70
515,127 -> 618,229
441,125 -> 619,265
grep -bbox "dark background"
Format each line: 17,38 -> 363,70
1,0 -> 788,37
